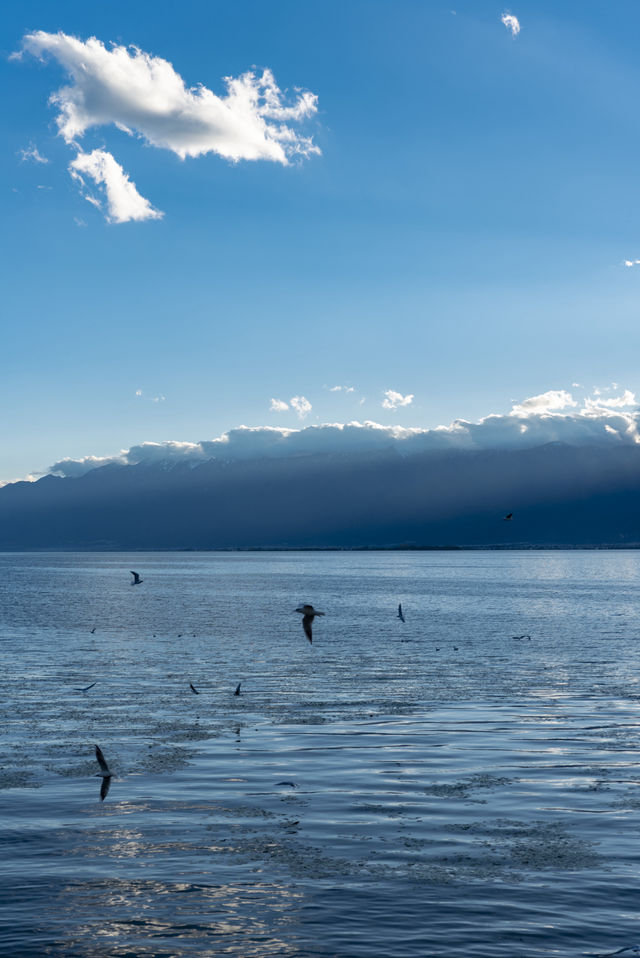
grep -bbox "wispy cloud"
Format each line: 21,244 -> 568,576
624,259 -> 640,267
135,388 -> 166,403
70,149 -> 163,223
501,12 -> 521,36
17,31 -> 319,222
382,389 -> 414,410
290,395 -> 312,419
328,385 -> 355,393
270,398 -> 289,412
18,143 -> 48,164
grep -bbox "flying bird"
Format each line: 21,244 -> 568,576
234,682 -> 241,696
503,513 -> 513,521
74,682 -> 96,692
95,745 -> 112,800
90,628 -> 96,634
95,744 -> 111,777
397,603 -> 405,623
189,683 -> 199,694
295,604 -> 325,643
130,571 -> 143,585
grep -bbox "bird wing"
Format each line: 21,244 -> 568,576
302,614 -> 313,643
95,744 -> 110,774
100,776 -> 112,801
235,683 -> 241,695
189,683 -> 199,694
130,571 -> 140,582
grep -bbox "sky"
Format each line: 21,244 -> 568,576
4,0 -> 640,482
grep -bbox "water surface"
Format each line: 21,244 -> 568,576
1,551 -> 640,956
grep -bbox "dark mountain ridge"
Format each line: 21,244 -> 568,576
1,441 -> 639,549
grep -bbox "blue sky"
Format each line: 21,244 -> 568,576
3,0 -> 640,481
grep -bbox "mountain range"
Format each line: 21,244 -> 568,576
1,440 -> 638,550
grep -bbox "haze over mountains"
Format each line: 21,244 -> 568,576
2,389 -> 639,550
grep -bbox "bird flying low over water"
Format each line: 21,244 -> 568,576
130,571 -> 143,585
74,682 -> 96,692
295,604 -> 325,643
398,603 -> 405,623
95,744 -> 111,777
189,683 -> 199,694
234,683 -> 241,696
94,744 -> 112,800
503,513 -> 513,521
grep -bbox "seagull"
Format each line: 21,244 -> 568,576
295,604 -> 325,643
503,513 -> 513,521
74,682 -> 96,692
94,745 -> 112,800
189,683 -> 199,694
130,571 -> 143,585
234,682 -> 241,696
95,744 -> 111,777
397,603 -> 405,623
90,628 -> 96,634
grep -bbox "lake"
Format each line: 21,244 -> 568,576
1,550 -> 639,957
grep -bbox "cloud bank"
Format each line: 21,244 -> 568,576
18,31 -> 319,221
45,387 -> 639,479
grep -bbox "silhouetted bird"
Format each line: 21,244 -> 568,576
295,604 -> 325,643
189,683 -> 199,694
503,513 -> 513,521
130,571 -> 143,585
234,683 -> 241,696
90,628 -> 96,634
397,603 -> 405,623
75,682 -> 96,692
95,744 -> 111,777
95,745 -> 112,801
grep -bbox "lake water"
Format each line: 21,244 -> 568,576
1,550 -> 640,957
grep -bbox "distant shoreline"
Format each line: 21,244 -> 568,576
2,543 -> 640,553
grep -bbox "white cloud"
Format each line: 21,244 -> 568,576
18,143 -> 48,164
135,389 -> 143,397
270,398 -> 289,412
290,395 -> 312,419
69,149 -> 163,223
501,12 -> 520,36
18,31 -> 319,221
583,389 -> 636,412
328,385 -> 355,393
511,389 -> 577,417
73,216 -> 87,227
39,385 -> 640,480
152,394 -> 166,403
382,389 -> 414,410
624,260 -> 640,267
